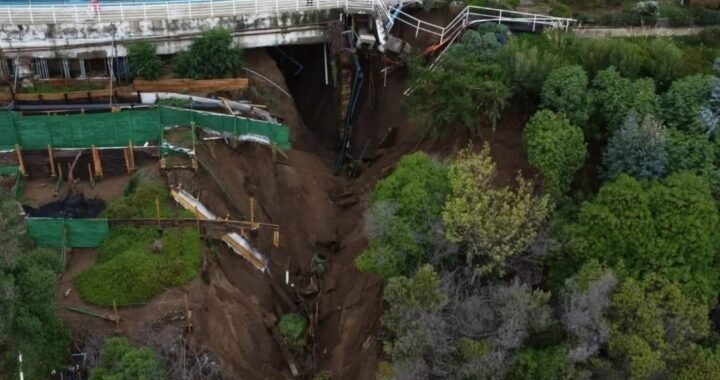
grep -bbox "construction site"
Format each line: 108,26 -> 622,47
0,1 -> 577,379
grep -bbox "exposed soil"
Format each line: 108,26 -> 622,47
48,23 -> 536,378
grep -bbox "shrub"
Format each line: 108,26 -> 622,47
128,42 -> 163,80
355,153 -> 449,278
89,337 -> 167,379
540,65 -> 591,127
508,346 -> 570,380
550,3 -> 571,17
660,74 -> 712,132
75,227 -> 202,306
174,28 -> 243,79
603,112 -> 668,180
278,313 -> 308,351
643,39 -> 686,90
661,5 -> 692,26
591,67 -> 658,132
666,129 -> 717,174
696,26 -> 720,46
524,110 -> 586,199
103,175 -> 191,219
501,39 -> 565,99
693,7 -> 720,25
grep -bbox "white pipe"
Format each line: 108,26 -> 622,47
323,42 -> 329,86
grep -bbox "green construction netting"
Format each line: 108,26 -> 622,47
0,164 -> 19,176
0,107 -> 291,151
26,218 -> 110,248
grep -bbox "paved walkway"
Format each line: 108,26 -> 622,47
574,26 -> 706,38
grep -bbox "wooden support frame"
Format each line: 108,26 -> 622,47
91,145 -> 103,179
15,144 -> 26,177
123,147 -> 131,174
87,164 -> 95,188
48,145 -> 56,177
128,140 -> 135,172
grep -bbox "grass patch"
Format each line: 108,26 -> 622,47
76,175 -> 201,306
19,82 -> 101,94
75,227 -> 201,306
102,174 -> 193,219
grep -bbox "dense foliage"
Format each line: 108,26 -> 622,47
378,28 -> 720,380
523,110 -> 586,198
174,28 -> 243,79
76,177 -> 201,306
278,313 -> 308,352
355,152 -> 448,278
603,112 -> 668,180
128,42 -> 163,80
0,199 -> 68,379
89,337 -> 167,379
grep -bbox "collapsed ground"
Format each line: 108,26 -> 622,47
43,29 -> 536,380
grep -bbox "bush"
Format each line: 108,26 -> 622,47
603,112 -> 668,180
524,110 -> 586,199
501,39 -> 565,99
128,42 -> 163,80
696,27 -> 720,46
694,7 -> 720,25
103,176 -> 191,219
661,5 -> 692,26
541,65 -> 591,127
550,3 -> 571,17
508,346 -> 570,380
643,39 -> 686,90
174,28 -> 243,79
278,313 -> 308,351
591,67 -> 658,132
661,74 -> 712,132
90,337 -> 167,379
75,227 -> 202,306
666,129 -> 717,174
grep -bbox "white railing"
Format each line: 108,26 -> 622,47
0,0 -> 378,24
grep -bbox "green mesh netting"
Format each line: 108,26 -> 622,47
1,107 -> 291,151
0,165 -> 19,176
26,218 -> 110,248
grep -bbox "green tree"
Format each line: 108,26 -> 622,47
540,65 -> 591,127
591,67 -> 658,132
644,39 -> 685,91
354,152 -> 449,278
127,42 -> 163,80
666,129 -> 717,174
508,346 -> 570,380
90,337 -> 167,380
603,112 -> 668,180
278,313 -> 308,352
500,39 -> 565,99
0,198 -> 68,379
608,276 -> 710,380
442,145 -> 550,274
406,50 -> 510,135
660,74 -> 712,133
566,172 -> 720,302
174,28 -> 243,79
523,110 -> 586,199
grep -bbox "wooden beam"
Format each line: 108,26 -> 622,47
92,145 -> 103,179
128,140 -> 135,172
122,147 -> 131,174
48,145 -> 56,177
15,144 -> 26,177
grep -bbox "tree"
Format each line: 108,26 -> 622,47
500,39 -> 565,99
174,28 -> 243,79
660,74 -> 712,133
540,65 -> 591,127
354,153 -> 449,278
644,39 -> 685,91
508,346 -> 570,380
700,58 -> 720,135
562,260 -> 617,363
383,265 -> 452,377
278,313 -> 308,352
603,112 -> 668,180
90,337 -> 167,380
0,198 -> 68,380
666,129 -> 717,174
608,276 -> 710,380
128,42 -> 163,80
566,172 -> 720,302
442,145 -> 550,275
406,50 -> 511,135
591,67 -> 658,132
523,110 -> 586,199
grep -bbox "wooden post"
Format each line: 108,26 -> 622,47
122,147 -> 131,174
87,164 -> 95,188
15,144 -> 26,177
48,145 -> 56,177
128,140 -> 135,172
112,300 -> 120,333
92,145 -> 103,179
184,293 -> 192,334
195,206 -> 200,233
250,197 -> 257,230
155,197 -> 161,228
273,229 -> 280,248
57,163 -> 63,181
